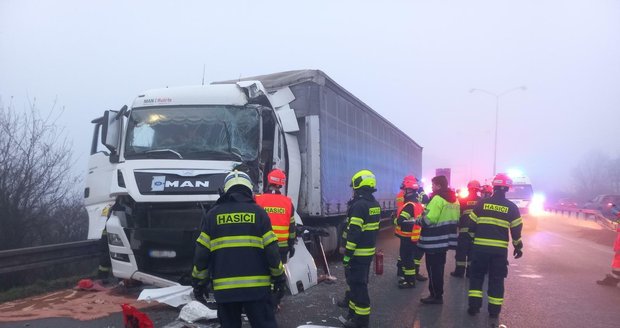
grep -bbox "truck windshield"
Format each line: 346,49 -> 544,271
506,185 -> 533,200
124,105 -> 259,161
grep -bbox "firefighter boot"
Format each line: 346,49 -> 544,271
596,274 -> 620,286
467,307 -> 480,316
398,280 -> 416,289
450,266 -> 465,278
342,316 -> 369,328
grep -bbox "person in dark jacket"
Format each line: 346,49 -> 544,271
417,175 -> 459,305
192,170 -> 285,328
467,173 -> 523,319
342,170 -> 381,328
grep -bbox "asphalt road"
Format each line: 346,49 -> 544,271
2,212 -> 619,328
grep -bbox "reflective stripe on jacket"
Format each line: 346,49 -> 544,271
418,194 -> 459,252
468,194 -> 523,255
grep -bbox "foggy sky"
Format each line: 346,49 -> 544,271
1,0 -> 619,194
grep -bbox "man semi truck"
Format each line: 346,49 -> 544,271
84,70 -> 422,287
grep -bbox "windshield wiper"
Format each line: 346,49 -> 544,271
144,149 -> 183,159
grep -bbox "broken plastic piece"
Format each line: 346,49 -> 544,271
178,301 -> 218,323
138,285 -> 193,308
121,303 -> 154,328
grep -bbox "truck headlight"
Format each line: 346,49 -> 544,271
108,233 -> 124,246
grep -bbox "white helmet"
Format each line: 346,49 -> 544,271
223,170 -> 253,193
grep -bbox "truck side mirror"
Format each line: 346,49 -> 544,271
101,110 -> 121,154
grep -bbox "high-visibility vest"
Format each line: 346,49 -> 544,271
395,201 -> 423,241
396,190 -> 405,214
255,193 -> 293,248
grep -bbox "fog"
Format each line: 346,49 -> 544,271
1,0 -> 619,194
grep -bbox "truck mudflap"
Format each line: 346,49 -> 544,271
285,236 -> 318,295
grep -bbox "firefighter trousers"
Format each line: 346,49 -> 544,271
414,244 -> 424,275
397,239 -> 424,278
98,230 -> 111,278
346,261 -> 371,326
399,238 -> 416,282
454,233 -> 472,271
468,251 -> 508,315
217,296 -> 277,328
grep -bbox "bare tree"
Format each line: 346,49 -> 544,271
0,97 -> 86,250
572,150 -> 618,201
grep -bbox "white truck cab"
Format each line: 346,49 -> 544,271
83,82 -> 316,289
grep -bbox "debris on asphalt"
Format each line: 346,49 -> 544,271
178,301 -> 217,323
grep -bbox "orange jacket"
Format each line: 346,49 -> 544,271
255,193 -> 295,248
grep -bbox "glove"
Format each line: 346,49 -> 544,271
288,246 -> 296,259
513,248 -> 523,259
342,255 -> 350,268
191,278 -> 209,304
272,274 -> 287,299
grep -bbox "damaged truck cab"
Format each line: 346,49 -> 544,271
84,81 -> 312,288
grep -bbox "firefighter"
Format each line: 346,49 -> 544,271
480,184 -> 493,199
596,204 -> 620,286
255,169 -> 296,264
394,177 -> 406,281
417,175 -> 460,305
342,170 -> 381,328
96,205 -> 113,283
192,170 -> 285,328
467,173 -> 523,318
394,175 -> 425,288
451,180 -> 481,278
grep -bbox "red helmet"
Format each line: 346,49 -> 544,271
267,169 -> 286,187
492,173 -> 512,187
467,180 -> 481,190
401,175 -> 418,190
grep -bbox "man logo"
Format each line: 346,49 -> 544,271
151,176 -> 166,191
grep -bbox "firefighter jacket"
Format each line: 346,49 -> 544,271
458,193 -> 481,238
255,192 -> 296,249
192,190 -> 284,303
468,192 -> 523,255
344,190 -> 381,264
418,190 -> 460,252
394,190 -> 405,238
394,193 -> 424,241
395,190 -> 405,214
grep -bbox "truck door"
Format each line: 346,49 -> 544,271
84,111 -> 120,239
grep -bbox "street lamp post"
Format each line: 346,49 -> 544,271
470,86 -> 526,176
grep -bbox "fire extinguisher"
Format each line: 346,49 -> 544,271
375,249 -> 384,275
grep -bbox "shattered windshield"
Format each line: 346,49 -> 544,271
506,185 -> 533,200
124,105 -> 259,161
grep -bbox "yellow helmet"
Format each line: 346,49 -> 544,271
351,169 -> 376,190
223,170 -> 253,193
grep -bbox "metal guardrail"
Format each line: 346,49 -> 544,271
0,240 -> 101,275
545,206 -> 618,231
